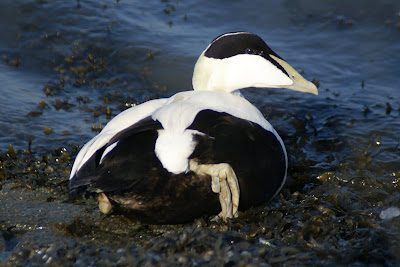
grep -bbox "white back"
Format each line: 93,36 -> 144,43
151,91 -> 287,174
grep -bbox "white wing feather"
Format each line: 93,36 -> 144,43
70,98 -> 168,179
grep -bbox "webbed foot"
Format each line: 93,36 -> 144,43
189,160 -> 239,221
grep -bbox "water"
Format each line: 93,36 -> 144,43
1,0 -> 399,152
0,0 -> 400,264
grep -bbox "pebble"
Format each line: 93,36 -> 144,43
379,206 -> 400,220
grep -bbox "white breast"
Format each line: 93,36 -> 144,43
155,129 -> 204,174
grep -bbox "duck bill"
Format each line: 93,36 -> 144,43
270,55 -> 318,95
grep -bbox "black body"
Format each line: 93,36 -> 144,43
68,110 -> 286,224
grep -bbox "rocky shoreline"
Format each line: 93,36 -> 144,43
1,146 -> 398,266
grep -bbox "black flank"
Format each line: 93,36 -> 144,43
189,110 -> 286,209
68,115 -> 220,224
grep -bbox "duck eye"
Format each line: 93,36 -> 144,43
245,48 -> 255,54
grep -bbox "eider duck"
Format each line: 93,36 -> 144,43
68,32 -> 318,224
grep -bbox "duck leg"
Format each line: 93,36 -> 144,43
189,159 -> 240,220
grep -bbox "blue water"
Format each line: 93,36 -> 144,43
0,1 -> 398,165
1,0 -> 399,154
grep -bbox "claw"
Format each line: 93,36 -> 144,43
226,166 -> 239,217
211,176 -> 220,193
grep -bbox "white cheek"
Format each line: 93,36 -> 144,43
220,54 -> 292,91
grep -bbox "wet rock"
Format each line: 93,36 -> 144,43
0,190 -> 84,231
380,207 -> 400,220
0,231 -> 6,251
13,228 -> 75,251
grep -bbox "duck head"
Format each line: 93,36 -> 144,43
192,32 -> 318,95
